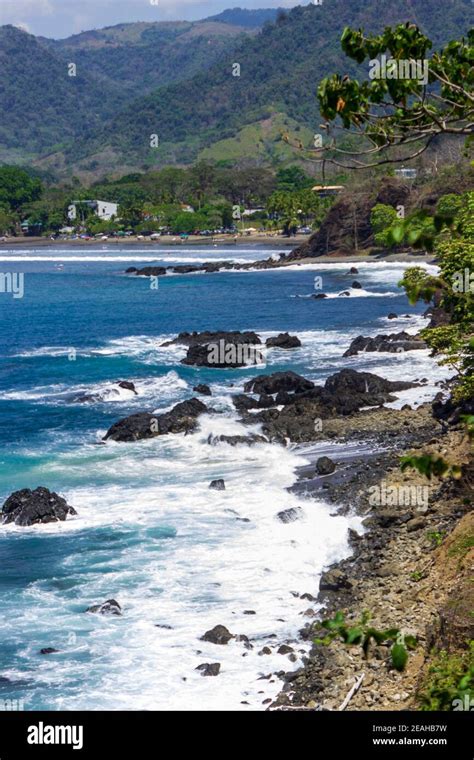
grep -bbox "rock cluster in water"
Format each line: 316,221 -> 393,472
1,487 -> 77,526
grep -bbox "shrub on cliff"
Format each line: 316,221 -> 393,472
397,190 -> 474,402
370,203 -> 399,248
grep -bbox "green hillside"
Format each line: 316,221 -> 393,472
0,16 -> 260,163
0,25 -> 120,161
46,20 -> 255,99
205,7 -> 281,27
2,0 -> 472,177
60,0 -> 474,176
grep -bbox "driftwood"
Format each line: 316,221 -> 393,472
338,672 -> 365,711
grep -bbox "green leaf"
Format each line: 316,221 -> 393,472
405,635 -> 418,650
346,627 -> 363,644
390,224 -> 405,244
391,643 -> 409,671
382,628 -> 400,641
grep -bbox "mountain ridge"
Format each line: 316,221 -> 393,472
1,1 -> 472,177
57,0 -> 473,178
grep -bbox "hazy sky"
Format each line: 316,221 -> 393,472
1,0 -> 300,39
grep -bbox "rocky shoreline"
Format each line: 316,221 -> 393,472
125,249 -> 433,279
1,302 -> 471,712
268,403 -> 472,711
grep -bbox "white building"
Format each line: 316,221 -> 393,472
68,200 -> 119,222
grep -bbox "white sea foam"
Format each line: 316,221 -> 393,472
246,260 -> 438,275
0,372 -> 188,405
0,248 -> 279,263
0,256 -> 448,711
12,335 -> 186,364
325,288 -> 399,299
0,415 -> 362,710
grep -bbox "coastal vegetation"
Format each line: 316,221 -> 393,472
316,24 -> 474,169
314,611 -> 418,672
397,190 -> 474,402
0,162 -> 333,237
417,644 -> 474,711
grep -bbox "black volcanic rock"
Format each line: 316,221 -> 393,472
250,369 -> 421,442
266,333 -> 301,349
127,266 -> 166,277
343,332 -> 426,357
117,381 -> 137,394
103,412 -> 158,441
244,371 -> 314,396
232,393 -> 279,412
324,369 -> 416,397
209,479 -> 225,491
169,262 -> 233,275
1,487 -> 77,526
163,330 -> 261,348
316,456 -> 336,475
196,662 -> 221,676
181,343 -> 263,368
277,507 -> 303,523
232,394 -> 261,412
257,394 -> 274,408
200,625 -> 234,645
86,599 -> 122,616
103,398 -> 208,442
193,384 -> 212,396
320,569 -> 352,592
432,394 -> 474,426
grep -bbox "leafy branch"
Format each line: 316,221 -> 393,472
314,611 -> 417,672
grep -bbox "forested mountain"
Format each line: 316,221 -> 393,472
0,15 -> 262,163
0,25 -> 122,161
205,8 -> 281,27
44,20 -> 256,100
58,0 -> 473,177
1,1 -> 472,177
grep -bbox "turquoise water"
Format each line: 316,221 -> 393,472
0,247 -> 442,710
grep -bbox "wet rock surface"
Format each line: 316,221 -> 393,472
196,663 -> 221,676
163,330 -> 261,348
343,332 -> 426,357
103,398 -> 208,442
209,479 -> 226,491
316,456 -> 336,475
193,383 -> 212,396
86,599 -> 122,616
1,487 -> 77,526
200,625 -> 234,645
265,333 -> 302,349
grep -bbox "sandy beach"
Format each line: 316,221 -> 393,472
0,234 -> 436,266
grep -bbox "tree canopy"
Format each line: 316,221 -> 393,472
316,24 -> 474,168
0,166 -> 43,211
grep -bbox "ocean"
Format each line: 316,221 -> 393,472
0,245 -> 448,710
